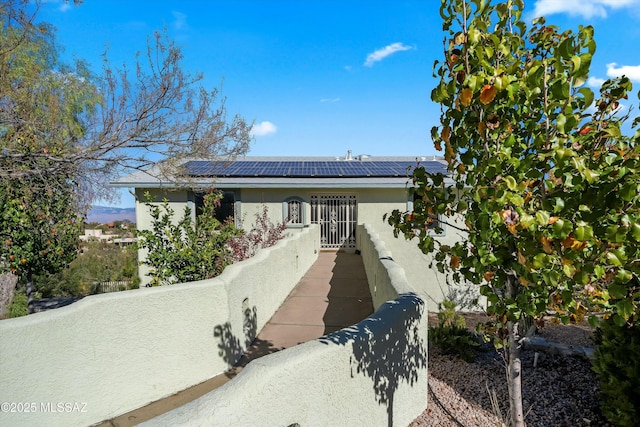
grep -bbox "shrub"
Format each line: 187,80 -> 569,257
228,205 -> 287,262
8,291 -> 28,318
429,300 -> 480,362
592,318 -> 640,427
136,191 -> 239,286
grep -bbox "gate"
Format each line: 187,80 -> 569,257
310,194 -> 357,249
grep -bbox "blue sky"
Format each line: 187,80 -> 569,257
35,0 -> 640,207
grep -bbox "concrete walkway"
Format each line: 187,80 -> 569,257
99,251 -> 373,426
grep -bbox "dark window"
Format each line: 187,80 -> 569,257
283,197 -> 305,227
195,191 -> 235,223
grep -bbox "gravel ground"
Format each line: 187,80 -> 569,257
410,314 -> 612,427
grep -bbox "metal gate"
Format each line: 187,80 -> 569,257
310,194 -> 357,249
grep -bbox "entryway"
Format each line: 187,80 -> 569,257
310,194 -> 357,249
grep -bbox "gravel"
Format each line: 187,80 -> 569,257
410,314 -> 612,427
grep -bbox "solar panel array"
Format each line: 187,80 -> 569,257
181,160 -> 447,178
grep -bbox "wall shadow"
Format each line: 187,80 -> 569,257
320,293 -> 427,427
213,305 -> 283,379
322,250 -> 374,335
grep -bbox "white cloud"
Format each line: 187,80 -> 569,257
607,62 -> 640,81
320,98 -> 341,103
250,121 -> 277,137
587,76 -> 606,87
42,0 -> 73,12
172,11 -> 188,30
364,42 -> 413,67
531,0 -> 639,19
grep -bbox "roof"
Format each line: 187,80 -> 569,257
111,156 -> 449,189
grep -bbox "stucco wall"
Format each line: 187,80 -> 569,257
235,186 -> 408,230
145,223 -> 429,427
0,226 -> 319,427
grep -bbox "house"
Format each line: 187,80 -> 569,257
112,153 -> 472,310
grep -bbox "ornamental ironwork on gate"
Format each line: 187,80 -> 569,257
310,194 -> 357,249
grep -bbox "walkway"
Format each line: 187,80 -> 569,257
99,251 -> 373,426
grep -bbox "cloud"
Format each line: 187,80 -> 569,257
42,0 -> 73,12
531,0 -> 638,19
320,98 -> 341,103
250,121 -> 277,137
587,76 -> 606,87
606,62 -> 640,81
172,11 -> 188,30
364,42 -> 413,67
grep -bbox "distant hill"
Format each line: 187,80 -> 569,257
87,206 -> 136,224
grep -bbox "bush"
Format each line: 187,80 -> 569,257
8,291 -> 28,318
429,300 -> 480,362
136,191 -> 239,286
592,318 -> 640,427
35,242 -> 139,297
228,205 -> 287,262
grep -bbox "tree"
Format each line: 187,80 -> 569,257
0,0 -> 251,311
1,1 -> 252,199
387,1 -> 640,425
1,178 -> 82,313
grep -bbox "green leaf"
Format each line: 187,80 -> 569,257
609,283 -> 627,299
575,222 -> 593,241
631,223 -> 640,241
605,251 -> 623,267
536,211 -> 550,227
616,299 -> 634,320
504,175 -> 517,191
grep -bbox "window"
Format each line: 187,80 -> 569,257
195,191 -> 237,224
283,197 -> 305,228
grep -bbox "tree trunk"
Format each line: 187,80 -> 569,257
0,273 -> 18,319
26,271 -> 35,314
506,320 -> 525,427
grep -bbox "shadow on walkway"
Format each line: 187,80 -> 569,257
98,250 -> 373,427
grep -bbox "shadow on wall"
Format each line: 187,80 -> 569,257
213,305 -> 283,378
319,293 -> 427,427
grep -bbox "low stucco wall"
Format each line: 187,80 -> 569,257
145,222 -> 429,427
0,226 -> 319,427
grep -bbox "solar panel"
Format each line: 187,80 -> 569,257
181,160 -> 447,178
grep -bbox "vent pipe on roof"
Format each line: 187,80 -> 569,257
345,150 -> 353,160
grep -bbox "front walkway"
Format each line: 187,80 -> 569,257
99,251 -> 373,427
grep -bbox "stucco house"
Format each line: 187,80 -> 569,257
112,153 -> 471,310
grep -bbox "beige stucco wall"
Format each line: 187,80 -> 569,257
133,186 -> 477,309
235,186 -> 409,230
143,222 -> 429,427
0,226 -> 319,427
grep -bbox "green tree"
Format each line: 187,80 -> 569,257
136,191 -> 239,286
1,179 -> 82,313
0,0 -> 252,198
1,0 -> 251,311
387,1 -> 640,425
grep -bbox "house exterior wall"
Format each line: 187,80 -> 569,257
235,187 -> 408,230
132,185 -> 480,312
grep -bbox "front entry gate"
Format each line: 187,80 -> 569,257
310,194 -> 357,249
